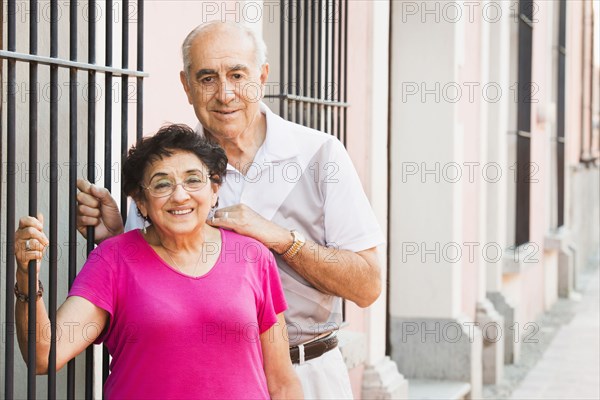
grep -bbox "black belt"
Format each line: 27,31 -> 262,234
289,333 -> 338,364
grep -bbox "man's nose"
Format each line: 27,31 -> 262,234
215,79 -> 236,104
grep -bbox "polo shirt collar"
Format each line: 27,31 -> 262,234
260,102 -> 299,162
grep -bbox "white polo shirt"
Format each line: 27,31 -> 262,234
126,103 -> 384,345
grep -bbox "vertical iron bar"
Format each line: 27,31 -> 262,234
342,0 -> 348,146
295,0 -> 301,122
557,0 -> 566,227
588,4 -> 594,162
48,0 -> 59,397
28,0 -> 40,397
137,0 -> 144,141
103,0 -> 114,393
121,0 -> 130,223
310,0 -> 316,128
302,0 -> 309,127
5,1 -> 17,397
317,0 -> 323,130
86,1 -> 97,398
279,0 -> 285,116
579,0 -> 586,161
385,0 -> 393,358
330,0 -> 335,138
324,0 -> 330,133
105,0 -> 113,191
336,0 -> 343,143
67,1 -> 79,396
287,0 -> 294,121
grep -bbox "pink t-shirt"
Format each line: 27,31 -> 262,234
69,228 -> 287,399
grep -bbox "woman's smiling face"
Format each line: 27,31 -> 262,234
136,150 -> 219,237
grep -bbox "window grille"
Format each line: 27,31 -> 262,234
1,1 -> 146,398
556,0 -> 566,227
265,0 -> 349,145
580,0 -> 598,165
515,0 -> 534,246
592,8 -> 599,163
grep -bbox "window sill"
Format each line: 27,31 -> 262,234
544,227 -> 571,251
502,242 -> 539,274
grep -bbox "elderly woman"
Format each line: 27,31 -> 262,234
14,124 -> 303,399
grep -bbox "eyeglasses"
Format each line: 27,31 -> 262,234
142,175 -> 208,198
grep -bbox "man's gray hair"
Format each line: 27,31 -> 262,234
182,21 -> 268,78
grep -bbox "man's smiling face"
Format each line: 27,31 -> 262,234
180,25 -> 269,142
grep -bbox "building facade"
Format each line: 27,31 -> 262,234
1,1 -> 598,399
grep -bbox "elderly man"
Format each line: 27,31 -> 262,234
77,21 -> 382,398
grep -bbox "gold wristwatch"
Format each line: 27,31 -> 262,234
282,230 -> 306,259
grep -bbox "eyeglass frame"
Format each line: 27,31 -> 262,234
140,174 -> 212,198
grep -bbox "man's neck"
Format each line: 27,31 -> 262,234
205,112 -> 267,175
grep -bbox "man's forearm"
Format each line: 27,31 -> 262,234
283,242 -> 382,308
250,220 -> 382,307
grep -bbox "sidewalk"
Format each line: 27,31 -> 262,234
508,265 -> 600,399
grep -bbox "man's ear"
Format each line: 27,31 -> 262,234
180,71 -> 193,105
260,63 -> 269,86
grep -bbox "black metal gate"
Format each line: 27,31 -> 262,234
1,1 -> 145,398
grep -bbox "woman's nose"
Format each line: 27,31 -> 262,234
169,183 -> 191,202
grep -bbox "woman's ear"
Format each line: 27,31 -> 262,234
211,184 -> 219,208
135,198 -> 148,219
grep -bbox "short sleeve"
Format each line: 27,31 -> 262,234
257,251 -> 287,334
322,139 -> 385,251
68,243 -> 118,343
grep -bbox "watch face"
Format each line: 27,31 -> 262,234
283,230 -> 306,259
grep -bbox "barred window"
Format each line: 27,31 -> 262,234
514,0 -> 534,246
264,0 -> 348,145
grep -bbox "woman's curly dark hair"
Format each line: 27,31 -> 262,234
122,124 -> 228,201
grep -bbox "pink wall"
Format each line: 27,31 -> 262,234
521,0 -> 551,324
345,1 -> 373,196
143,1 -> 244,134
345,1 -> 376,397
566,1 -> 585,165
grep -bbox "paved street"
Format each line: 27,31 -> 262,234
509,265 -> 600,400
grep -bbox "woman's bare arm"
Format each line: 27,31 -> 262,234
260,313 -> 304,399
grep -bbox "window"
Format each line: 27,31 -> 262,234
515,0 -> 534,246
264,0 -> 349,144
580,0 -> 598,165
